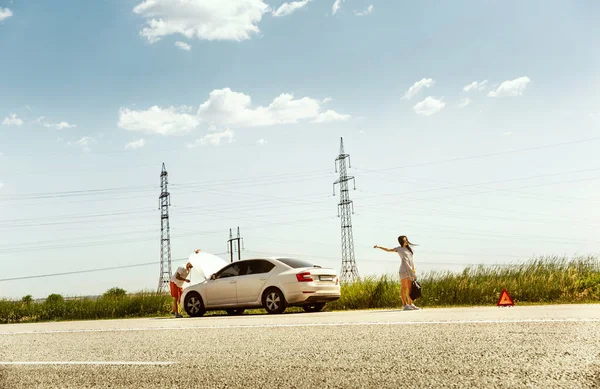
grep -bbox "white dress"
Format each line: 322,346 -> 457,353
394,246 -> 416,280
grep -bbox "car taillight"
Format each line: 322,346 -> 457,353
335,276 -> 339,285
296,272 -> 313,282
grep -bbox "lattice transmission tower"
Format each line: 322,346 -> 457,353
157,163 -> 172,293
333,137 -> 359,283
227,227 -> 244,263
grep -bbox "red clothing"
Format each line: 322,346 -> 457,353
169,281 -> 183,299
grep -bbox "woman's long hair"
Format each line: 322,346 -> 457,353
398,235 -> 417,254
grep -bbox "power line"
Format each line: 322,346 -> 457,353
0,185 -> 156,201
354,136 -> 600,173
1,172 -> 597,252
242,250 -> 521,267
352,174 -> 600,216
1,171 -> 598,251
0,252 -> 225,283
0,261 -> 171,282
5,135 -> 598,202
1,245 -> 528,283
357,167 -> 600,201
356,168 -> 598,205
0,138 -> 303,159
0,208 -> 151,227
358,201 -> 600,230
355,176 -> 600,224
2,204 -> 595,254
0,192 -> 331,229
0,215 -> 338,255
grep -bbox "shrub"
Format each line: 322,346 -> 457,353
102,287 -> 127,299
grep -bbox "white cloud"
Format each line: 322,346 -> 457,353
312,110 -> 351,123
0,8 -> 12,22
488,76 -> 531,97
272,0 -> 311,17
71,136 -> 96,153
36,117 -> 76,129
332,0 -> 343,15
0,181 -> 4,189
413,96 -> 445,116
175,41 -> 191,51
504,132 -> 513,136
459,97 -> 471,108
197,88 -> 350,127
125,138 -> 146,150
403,78 -> 435,100
322,97 -> 332,103
76,137 -> 94,146
120,89 -> 350,136
463,80 -> 488,92
256,138 -> 267,145
2,113 -> 23,126
188,128 -> 234,147
56,121 -> 76,130
118,105 -> 199,135
132,0 -> 270,43
354,5 -> 373,16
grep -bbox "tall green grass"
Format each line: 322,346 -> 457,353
328,255 -> 600,310
0,290 -> 172,324
1,255 -> 598,324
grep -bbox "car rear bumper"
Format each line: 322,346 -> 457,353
285,289 -> 341,305
303,294 -> 340,303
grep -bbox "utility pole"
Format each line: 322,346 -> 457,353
227,227 -> 243,262
157,163 -> 172,293
333,137 -> 360,283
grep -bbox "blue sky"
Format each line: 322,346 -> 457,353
0,0 -> 599,299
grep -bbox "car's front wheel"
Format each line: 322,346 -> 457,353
262,288 -> 287,314
184,292 -> 206,317
302,303 -> 326,313
225,309 -> 245,316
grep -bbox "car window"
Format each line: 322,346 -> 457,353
216,263 -> 243,278
246,260 -> 275,275
276,257 -> 320,268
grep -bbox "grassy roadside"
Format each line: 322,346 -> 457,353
329,255 -> 600,310
1,255 -> 598,324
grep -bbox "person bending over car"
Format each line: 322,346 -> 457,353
170,257 -> 195,318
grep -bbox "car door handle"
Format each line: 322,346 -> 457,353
259,277 -> 267,281
230,280 -> 237,283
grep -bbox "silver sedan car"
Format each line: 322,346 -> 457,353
180,257 -> 341,316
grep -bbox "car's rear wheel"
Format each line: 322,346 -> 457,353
303,303 -> 326,313
225,309 -> 245,316
184,292 -> 205,317
262,288 -> 287,314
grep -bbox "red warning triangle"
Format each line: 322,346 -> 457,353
497,289 -> 514,306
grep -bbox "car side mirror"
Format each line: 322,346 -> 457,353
210,274 -> 216,280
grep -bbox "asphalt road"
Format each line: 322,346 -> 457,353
1,304 -> 599,388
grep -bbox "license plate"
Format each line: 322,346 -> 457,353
319,276 -> 333,281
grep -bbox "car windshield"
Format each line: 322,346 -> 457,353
276,257 -> 321,268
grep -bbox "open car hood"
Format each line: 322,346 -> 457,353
187,251 -> 228,283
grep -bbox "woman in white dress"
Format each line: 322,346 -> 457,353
374,235 -> 419,310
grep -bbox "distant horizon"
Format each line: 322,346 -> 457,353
1,0 -> 599,299
3,252 -> 597,300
